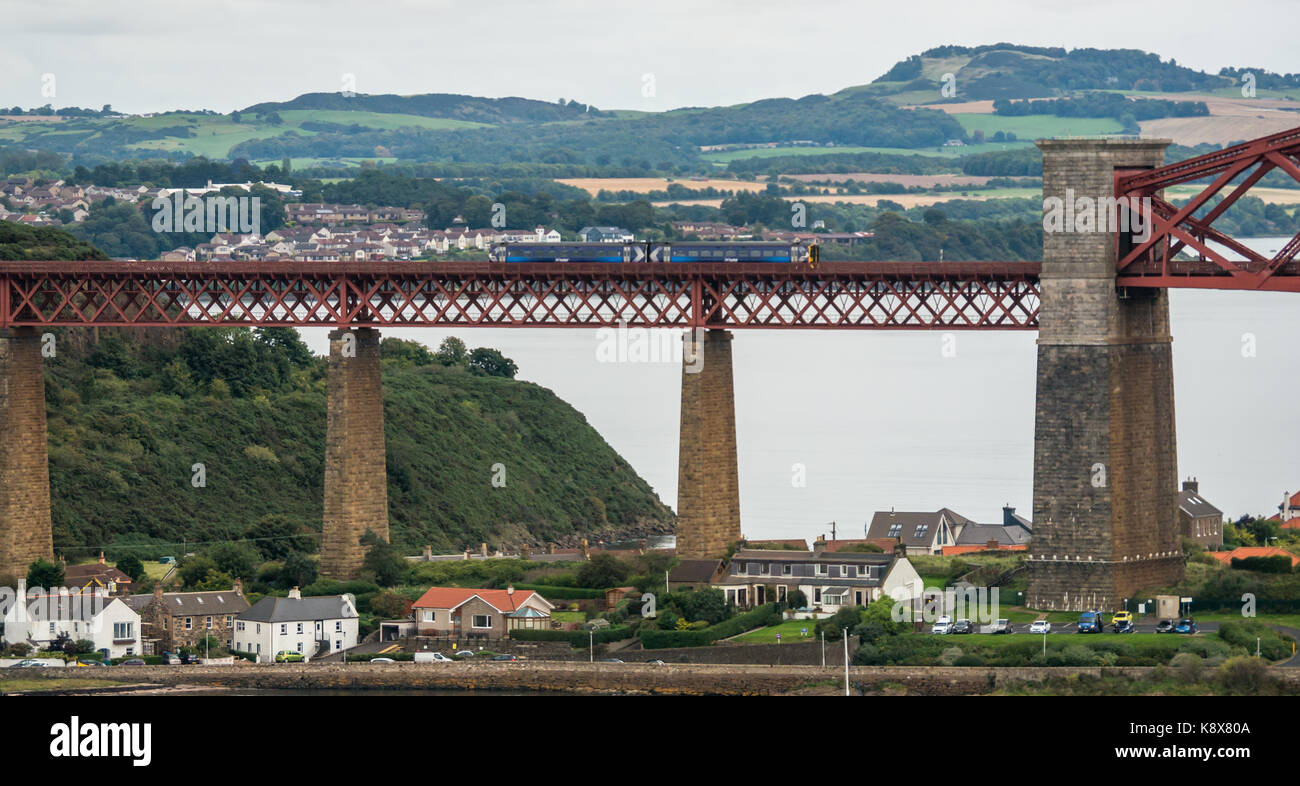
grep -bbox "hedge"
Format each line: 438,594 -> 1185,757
639,603 -> 782,649
513,583 -> 606,600
510,625 -> 633,647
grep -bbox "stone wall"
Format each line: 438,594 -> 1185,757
19,662 -> 1287,696
675,329 -> 741,559
1028,139 -> 1182,611
0,327 -> 53,577
321,328 -> 389,579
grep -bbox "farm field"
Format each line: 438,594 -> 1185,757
782,173 -> 994,187
953,113 -> 1124,139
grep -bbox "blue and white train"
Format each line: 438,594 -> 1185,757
488,240 -> 818,264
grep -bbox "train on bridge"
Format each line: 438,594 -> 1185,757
488,240 -> 818,264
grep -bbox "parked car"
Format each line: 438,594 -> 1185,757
10,659 -> 44,668
951,619 -> 973,634
490,654 -> 518,662
162,652 -> 181,665
1029,620 -> 1052,634
1077,610 -> 1105,633
931,616 -> 953,635
600,658 -> 624,663
369,657 -> 395,663
1112,620 -> 1135,633
275,651 -> 305,663
413,651 -> 452,663
646,659 -> 665,665
120,659 -> 146,667
1155,619 -> 1175,633
1174,618 -> 1198,634
1111,611 -> 1134,626
453,650 -> 476,658
989,619 -> 1012,634
74,660 -> 106,668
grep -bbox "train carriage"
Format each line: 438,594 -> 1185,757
490,240 -> 817,264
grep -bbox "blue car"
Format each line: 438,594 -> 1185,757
1174,618 -> 1198,634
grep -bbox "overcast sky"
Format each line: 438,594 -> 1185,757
3,0 -> 1297,114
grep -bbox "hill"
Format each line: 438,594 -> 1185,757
42,328 -> 675,560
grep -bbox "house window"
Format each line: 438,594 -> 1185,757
297,623 -> 304,634
915,524 -> 929,539
162,617 -> 168,631
840,564 -> 849,576
280,624 -> 287,635
760,563 -> 770,575
782,564 -> 792,576
813,589 -> 822,603
225,616 -> 232,627
184,617 -> 192,630
472,615 -> 493,629
296,642 -> 303,653
335,621 -> 342,632
113,622 -> 133,639
777,586 -> 787,601
815,564 -> 827,576
205,616 -> 213,629
887,524 -> 902,537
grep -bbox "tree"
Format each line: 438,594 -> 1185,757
576,553 -> 630,589
27,558 -> 64,589
816,605 -> 864,642
468,347 -> 518,378
204,542 -> 260,580
244,514 -> 313,560
361,531 -> 406,587
434,336 -> 468,366
786,589 -> 808,609
278,551 -> 319,589
115,554 -> 145,582
370,590 -> 410,619
670,588 -> 731,625
178,554 -> 218,589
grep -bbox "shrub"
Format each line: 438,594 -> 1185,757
1218,656 -> 1269,694
953,653 -> 984,667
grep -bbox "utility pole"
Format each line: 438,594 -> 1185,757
589,630 -> 593,663
843,628 -> 849,696
820,631 -> 825,667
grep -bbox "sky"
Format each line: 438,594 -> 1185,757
2,0 -> 1298,114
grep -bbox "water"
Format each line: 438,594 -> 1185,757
298,237 -> 1300,539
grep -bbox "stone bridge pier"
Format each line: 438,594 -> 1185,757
1027,138 -> 1183,611
321,327 -> 389,579
0,327 -> 53,576
675,329 -> 741,559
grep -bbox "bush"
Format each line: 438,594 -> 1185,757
1218,656 -> 1269,694
938,646 -> 965,666
1218,619 -> 1293,660
953,653 -> 984,667
639,603 -> 780,649
1230,555 -> 1292,574
510,625 -> 632,647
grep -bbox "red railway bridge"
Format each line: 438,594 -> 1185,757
1,128 -> 1297,608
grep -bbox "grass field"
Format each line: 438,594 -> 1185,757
731,619 -> 820,644
0,677 -> 121,693
700,142 -> 1034,165
953,113 -> 1124,139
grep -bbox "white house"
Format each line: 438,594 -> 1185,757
232,588 -> 359,661
0,581 -> 142,658
714,549 -> 922,610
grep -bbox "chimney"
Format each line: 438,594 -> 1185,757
507,583 -> 515,597
288,586 -> 301,600
1003,505 -> 1016,526
986,539 -> 1000,551
233,578 -> 243,596
98,551 -> 106,565
153,582 -> 165,601
1182,478 -> 1199,494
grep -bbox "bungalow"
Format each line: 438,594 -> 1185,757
232,588 -> 358,661
713,548 -> 921,610
410,585 -> 554,639
1209,546 -> 1299,568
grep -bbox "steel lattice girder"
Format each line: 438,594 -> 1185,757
0,261 -> 1041,330
1114,124 -> 1300,292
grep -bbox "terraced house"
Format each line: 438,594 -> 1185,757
715,549 -> 921,610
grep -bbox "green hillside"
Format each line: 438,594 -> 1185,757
42,328 -> 674,560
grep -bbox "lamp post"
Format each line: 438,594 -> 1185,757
589,629 -> 593,663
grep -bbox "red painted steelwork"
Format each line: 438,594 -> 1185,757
0,261 -> 1041,330
1115,125 -> 1300,292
